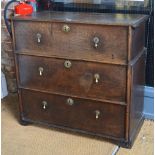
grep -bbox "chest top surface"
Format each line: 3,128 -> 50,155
13,11 -> 148,27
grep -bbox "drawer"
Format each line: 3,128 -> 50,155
18,55 -> 127,102
14,21 -> 52,51
21,89 -> 126,139
14,21 -> 128,63
50,23 -> 128,63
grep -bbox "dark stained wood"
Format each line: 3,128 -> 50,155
14,21 -> 52,51
11,18 -> 26,125
129,52 -> 146,142
129,47 -> 146,66
12,11 -> 149,27
14,21 -> 128,64
125,26 -> 132,140
15,51 -> 127,66
17,55 -> 127,102
51,23 -> 127,63
21,89 -> 126,139
130,23 -> 145,60
11,11 -> 148,148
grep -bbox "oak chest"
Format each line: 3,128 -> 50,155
11,11 -> 148,148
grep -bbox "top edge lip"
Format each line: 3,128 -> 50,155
11,11 -> 149,27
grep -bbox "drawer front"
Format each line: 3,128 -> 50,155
51,23 -> 128,63
14,21 -> 128,63
18,55 -> 127,102
14,21 -> 52,51
21,89 -> 126,138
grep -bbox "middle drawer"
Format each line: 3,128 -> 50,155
18,55 -> 127,102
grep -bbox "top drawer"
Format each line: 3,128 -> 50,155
14,21 -> 128,64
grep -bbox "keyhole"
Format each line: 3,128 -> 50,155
66,98 -> 74,106
64,60 -> 72,69
66,62 -> 69,67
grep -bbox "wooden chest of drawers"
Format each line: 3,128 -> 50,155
11,11 -> 148,148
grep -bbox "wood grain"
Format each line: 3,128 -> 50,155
17,55 -> 127,102
12,11 -> 149,27
21,89 -> 126,139
129,52 -> 146,142
11,11 -> 148,148
14,21 -> 128,64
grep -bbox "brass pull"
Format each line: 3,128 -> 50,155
38,67 -> 44,76
42,101 -> 48,110
93,37 -> 100,48
95,110 -> 100,119
62,24 -> 70,33
64,60 -> 72,69
66,98 -> 74,106
94,73 -> 100,83
36,33 -> 42,43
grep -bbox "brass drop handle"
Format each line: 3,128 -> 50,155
38,67 -> 44,76
36,33 -> 42,43
64,60 -> 72,69
42,101 -> 48,110
93,37 -> 100,48
94,73 -> 100,83
66,98 -> 74,106
95,110 -> 100,119
62,24 -> 70,33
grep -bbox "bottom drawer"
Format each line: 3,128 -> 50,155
21,89 -> 126,139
